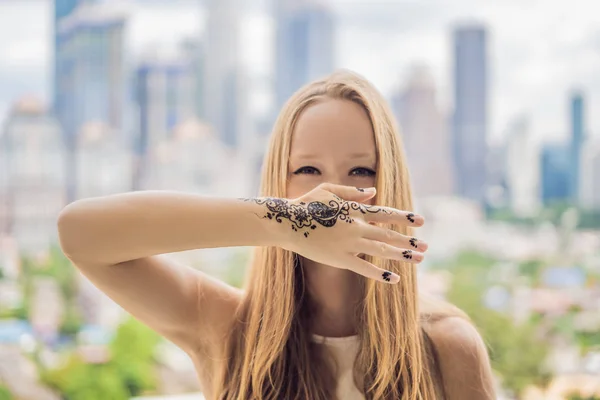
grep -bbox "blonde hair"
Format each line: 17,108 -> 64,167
215,70 -> 464,399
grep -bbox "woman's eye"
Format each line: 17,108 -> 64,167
293,166 -> 320,175
350,167 -> 376,177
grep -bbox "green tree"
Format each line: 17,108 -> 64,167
567,394 -> 600,400
447,260 -> 551,398
0,385 -> 13,400
110,318 -> 161,396
41,317 -> 160,399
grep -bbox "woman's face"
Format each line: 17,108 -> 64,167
287,98 -> 377,202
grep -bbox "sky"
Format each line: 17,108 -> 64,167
0,0 -> 599,144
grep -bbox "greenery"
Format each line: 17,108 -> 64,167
18,245 -> 82,332
0,385 -> 12,400
222,249 -> 251,288
567,394 -> 600,400
41,317 -> 161,400
518,259 -> 546,285
487,203 -> 600,230
445,251 -> 552,397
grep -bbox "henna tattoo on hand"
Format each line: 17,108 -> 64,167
382,271 -> 392,282
402,250 -> 413,260
241,197 -> 398,238
409,238 -> 418,248
406,213 -> 415,223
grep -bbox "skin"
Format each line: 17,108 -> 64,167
57,98 -> 494,399
288,98 -> 399,337
287,100 -> 494,400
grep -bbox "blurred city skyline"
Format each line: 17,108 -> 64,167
0,1 -> 599,398
0,0 -> 599,144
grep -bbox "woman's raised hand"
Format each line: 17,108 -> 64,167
250,183 -> 428,284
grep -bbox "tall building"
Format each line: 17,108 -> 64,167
55,2 -> 128,202
53,0 -> 79,111
140,118 -> 251,196
391,66 -> 453,198
76,121 -> 132,199
203,0 -> 249,149
452,24 -> 488,203
134,47 -> 197,189
0,97 -> 66,256
275,0 -> 335,108
580,140 -> 600,210
541,143 -> 570,205
504,117 -> 540,216
569,92 -> 585,203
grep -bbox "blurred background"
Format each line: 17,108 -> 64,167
0,0 -> 599,399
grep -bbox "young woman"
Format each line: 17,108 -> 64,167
57,70 -> 495,399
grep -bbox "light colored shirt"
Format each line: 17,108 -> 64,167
312,334 -> 366,400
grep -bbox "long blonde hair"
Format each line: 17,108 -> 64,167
215,70 -> 462,399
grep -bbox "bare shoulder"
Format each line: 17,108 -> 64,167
425,316 -> 496,400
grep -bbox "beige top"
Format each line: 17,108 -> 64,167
312,334 -> 365,400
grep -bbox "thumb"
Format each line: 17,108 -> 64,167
319,183 -> 376,201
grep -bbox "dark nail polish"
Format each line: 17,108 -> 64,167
402,250 -> 413,260
356,187 -> 365,192
382,271 -> 392,282
406,213 -> 415,223
409,238 -> 418,248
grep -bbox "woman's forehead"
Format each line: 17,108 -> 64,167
290,98 -> 376,159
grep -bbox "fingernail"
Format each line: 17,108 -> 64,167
363,187 -> 376,193
409,237 -> 428,251
406,212 -> 424,225
382,271 -> 399,283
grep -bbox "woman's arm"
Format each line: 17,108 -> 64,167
57,191 -> 289,354
58,191 -> 286,266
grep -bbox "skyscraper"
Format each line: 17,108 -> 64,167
134,48 -> 197,189
392,66 -> 453,199
541,143 -> 570,205
569,92 -> 585,203
203,0 -> 249,149
53,0 -> 79,111
0,97 -> 66,254
580,140 -> 600,210
452,24 -> 488,203
504,117 -> 540,216
55,2 -> 127,202
275,0 -> 335,109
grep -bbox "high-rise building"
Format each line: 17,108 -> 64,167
504,117 -> 541,217
55,2 -> 127,202
275,0 -> 335,108
541,143 -> 570,205
392,66 -> 453,199
580,140 -> 600,210
569,92 -> 585,203
452,24 -> 488,203
0,97 -> 66,256
53,0 -> 79,111
76,121 -> 133,199
134,48 -> 197,189
203,0 -> 249,149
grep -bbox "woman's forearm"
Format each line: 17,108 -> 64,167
57,191 -> 285,265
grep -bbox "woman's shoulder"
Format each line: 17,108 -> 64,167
419,297 -> 496,399
419,295 -> 485,364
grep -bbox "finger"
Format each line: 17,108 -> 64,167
318,183 -> 376,202
341,255 -> 401,284
354,239 -> 424,264
361,224 -> 429,252
352,204 -> 425,227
